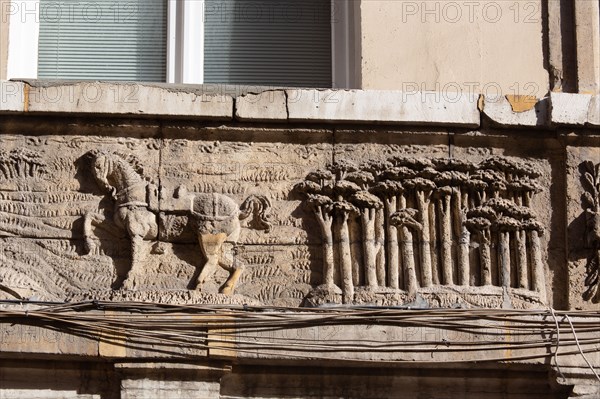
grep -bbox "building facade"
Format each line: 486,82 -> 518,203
0,1 -> 599,398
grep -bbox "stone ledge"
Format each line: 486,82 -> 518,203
284,89 -> 480,127
235,90 -> 287,121
1,80 -> 234,120
2,81 -> 599,128
0,81 -> 25,112
481,95 -> 549,128
550,92 -> 600,126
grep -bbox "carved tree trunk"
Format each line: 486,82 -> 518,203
337,212 -> 354,303
315,208 -> 335,286
397,195 -> 416,294
439,194 -> 453,285
498,231 -> 511,288
385,197 -> 399,289
416,190 -> 432,287
375,208 -> 386,286
480,231 -> 492,286
516,230 -> 528,289
362,208 -> 378,288
430,201 -> 439,284
400,226 -> 417,295
529,230 -> 546,302
457,191 -> 470,286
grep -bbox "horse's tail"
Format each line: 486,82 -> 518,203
239,195 -> 272,233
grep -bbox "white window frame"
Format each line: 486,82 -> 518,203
6,0 -> 357,88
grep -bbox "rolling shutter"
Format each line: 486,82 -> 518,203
38,0 -> 167,81
204,0 -> 331,87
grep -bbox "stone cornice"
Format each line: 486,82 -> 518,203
1,80 -> 598,128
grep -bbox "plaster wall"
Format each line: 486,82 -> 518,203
0,1 -> 8,80
360,0 -> 549,98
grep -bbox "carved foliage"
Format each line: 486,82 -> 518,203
0,149 -> 47,180
581,161 -> 600,302
296,156 -> 546,304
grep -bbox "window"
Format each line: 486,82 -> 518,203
7,0 -> 357,88
38,0 -> 167,81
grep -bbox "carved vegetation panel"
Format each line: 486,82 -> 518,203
581,161 -> 600,303
0,135 -> 552,308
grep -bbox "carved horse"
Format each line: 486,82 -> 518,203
83,150 -> 271,294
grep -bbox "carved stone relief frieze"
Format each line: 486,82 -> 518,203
295,156 -> 548,308
0,133 -> 556,308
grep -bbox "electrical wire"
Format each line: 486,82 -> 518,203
550,307 -> 566,380
564,314 -> 600,383
0,300 -> 598,369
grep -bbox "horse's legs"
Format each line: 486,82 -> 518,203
122,235 -> 145,290
83,212 -> 128,255
220,262 -> 244,295
196,233 -> 228,290
121,208 -> 158,290
196,254 -> 218,288
219,246 -> 244,296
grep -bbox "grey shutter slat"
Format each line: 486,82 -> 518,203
204,0 -> 331,87
38,0 -> 166,81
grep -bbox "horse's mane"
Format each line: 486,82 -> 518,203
87,149 -> 153,183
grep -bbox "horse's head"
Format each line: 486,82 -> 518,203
86,150 -> 119,195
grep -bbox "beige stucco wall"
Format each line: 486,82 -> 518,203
360,0 -> 549,98
0,1 -> 9,80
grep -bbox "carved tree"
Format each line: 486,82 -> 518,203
295,170 -> 338,291
0,149 -> 47,180
404,176 -> 436,287
523,219 -> 546,301
331,161 -> 362,302
466,207 -> 495,286
350,189 -> 383,288
433,184 -> 454,285
308,194 -> 335,287
364,160 -> 393,286
374,166 -> 414,289
296,155 -> 547,304
397,157 -> 435,288
333,198 -> 359,303
390,209 -> 422,295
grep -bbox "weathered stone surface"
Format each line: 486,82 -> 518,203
118,363 -> 226,399
0,80 -> 24,111
482,95 -> 548,127
235,90 -> 287,121
0,320 -> 99,357
0,126 -> 565,308
588,95 -> 600,126
551,92 -> 599,126
566,146 -> 600,310
286,89 -> 480,127
25,82 -> 233,119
